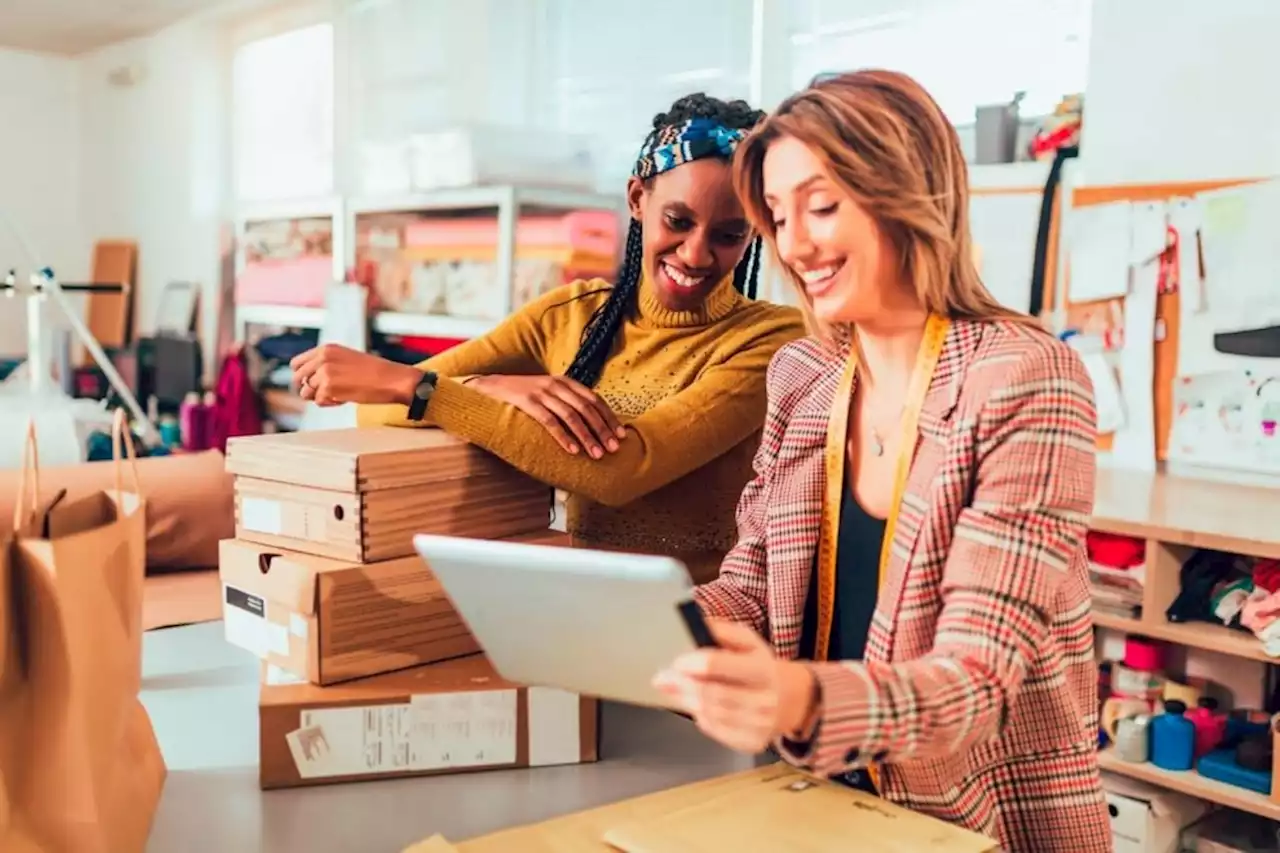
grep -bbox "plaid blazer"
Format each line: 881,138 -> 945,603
696,319 -> 1112,853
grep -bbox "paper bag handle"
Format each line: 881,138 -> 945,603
111,408 -> 142,499
12,420 -> 41,529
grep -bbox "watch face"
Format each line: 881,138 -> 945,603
415,382 -> 433,401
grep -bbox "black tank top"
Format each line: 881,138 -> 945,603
800,471 -> 888,663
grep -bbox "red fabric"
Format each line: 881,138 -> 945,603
1253,558 -> 1280,593
209,349 -> 262,452
1086,531 -> 1145,570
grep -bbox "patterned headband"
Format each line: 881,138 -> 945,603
632,117 -> 748,180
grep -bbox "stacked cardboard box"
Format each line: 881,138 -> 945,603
218,426 -> 599,789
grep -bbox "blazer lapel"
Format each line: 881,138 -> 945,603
766,354 -> 842,661
867,319 -> 983,663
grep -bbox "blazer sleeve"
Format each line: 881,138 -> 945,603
363,312 -> 804,508
693,343 -> 808,633
776,342 -> 1097,777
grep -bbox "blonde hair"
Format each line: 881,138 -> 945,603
733,69 -> 1033,342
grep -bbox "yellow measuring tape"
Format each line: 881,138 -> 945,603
812,314 -> 950,790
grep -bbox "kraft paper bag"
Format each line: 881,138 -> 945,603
0,411 -> 167,853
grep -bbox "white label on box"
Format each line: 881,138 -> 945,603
411,689 -> 518,770
286,689 -> 518,780
268,619 -> 290,656
527,687 -> 581,767
290,704 -> 416,779
241,496 -> 283,535
223,584 -> 270,658
289,612 -> 309,639
266,664 -> 307,685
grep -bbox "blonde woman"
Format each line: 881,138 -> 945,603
654,71 -> 1110,852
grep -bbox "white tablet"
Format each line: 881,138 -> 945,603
413,534 -> 716,709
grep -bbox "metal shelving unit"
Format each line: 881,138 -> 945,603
232,184 -> 622,344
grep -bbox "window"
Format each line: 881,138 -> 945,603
540,0 -> 756,190
786,0 -> 1091,125
232,22 -> 335,202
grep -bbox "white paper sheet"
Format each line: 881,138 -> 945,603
1198,179 -> 1280,334
1128,201 -> 1168,266
1068,201 -> 1134,302
1167,370 -> 1280,476
1108,262 -> 1159,471
300,283 -> 368,432
968,193 -> 1042,313
1081,352 -> 1126,435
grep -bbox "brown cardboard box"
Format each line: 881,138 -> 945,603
444,764 -> 998,853
220,529 -> 571,685
219,538 -> 479,685
258,654 -> 599,790
226,427 -> 552,562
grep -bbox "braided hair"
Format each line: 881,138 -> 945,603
564,93 -> 767,388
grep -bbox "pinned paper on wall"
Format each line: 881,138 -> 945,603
1198,179 -> 1280,333
968,193 -> 1042,313
1080,351 -> 1126,435
1167,370 -> 1280,476
1170,197 -> 1204,312
1106,261 -> 1159,471
1129,201 -> 1169,266
1067,201 -> 1134,303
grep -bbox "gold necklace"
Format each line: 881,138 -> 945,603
866,404 -> 905,457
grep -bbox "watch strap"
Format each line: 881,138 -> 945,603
406,371 -> 437,421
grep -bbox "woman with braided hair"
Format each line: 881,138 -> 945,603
292,93 -> 804,582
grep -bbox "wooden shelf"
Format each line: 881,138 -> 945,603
1092,468 -> 1280,560
1098,750 -> 1280,821
1092,611 -> 1274,663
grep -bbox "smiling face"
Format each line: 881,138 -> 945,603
627,158 -> 752,312
761,135 -> 913,326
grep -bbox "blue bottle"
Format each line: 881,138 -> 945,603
1150,700 -> 1196,772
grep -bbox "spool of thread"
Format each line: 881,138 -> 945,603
1124,636 -> 1166,672
179,392 -> 201,450
1102,697 -> 1152,740
1114,715 -> 1151,763
158,416 -> 181,448
1111,662 -> 1165,702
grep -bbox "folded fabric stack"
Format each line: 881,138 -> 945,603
1165,548 -> 1280,654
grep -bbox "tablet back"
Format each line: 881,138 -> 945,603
413,534 -> 700,708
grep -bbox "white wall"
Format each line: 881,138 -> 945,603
1085,0 -> 1278,380
1084,0 -> 1280,185
0,49 -> 83,356
77,17 -> 231,376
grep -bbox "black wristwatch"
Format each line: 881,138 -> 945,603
406,370 -> 438,421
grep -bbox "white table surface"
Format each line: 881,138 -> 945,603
142,622 -> 757,853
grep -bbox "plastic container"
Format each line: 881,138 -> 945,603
1150,699 -> 1196,771
1113,715 -> 1150,763
1187,697 -> 1227,757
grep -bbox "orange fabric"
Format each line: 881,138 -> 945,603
0,450 -> 232,572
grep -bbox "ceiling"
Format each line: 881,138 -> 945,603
0,0 -> 233,55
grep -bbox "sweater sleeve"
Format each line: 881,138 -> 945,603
372,312 -> 803,508
357,283 -> 601,426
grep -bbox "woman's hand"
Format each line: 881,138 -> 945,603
653,620 -> 820,754
465,375 -> 626,458
290,344 -> 422,407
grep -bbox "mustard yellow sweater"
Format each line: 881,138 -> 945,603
358,276 -> 804,582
